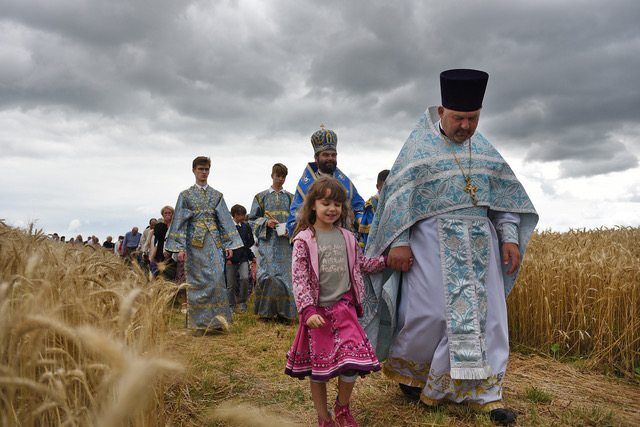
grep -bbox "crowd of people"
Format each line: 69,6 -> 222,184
48,232 -> 115,248
45,69 -> 538,426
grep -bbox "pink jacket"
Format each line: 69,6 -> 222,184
292,227 -> 386,322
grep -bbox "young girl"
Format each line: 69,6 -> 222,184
285,176 -> 389,427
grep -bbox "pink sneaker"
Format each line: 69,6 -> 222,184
333,398 -> 358,426
318,412 -> 337,427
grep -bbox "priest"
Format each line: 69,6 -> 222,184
362,69 -> 538,425
287,126 -> 365,237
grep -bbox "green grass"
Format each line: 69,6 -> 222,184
524,386 -> 554,404
564,404 -> 614,426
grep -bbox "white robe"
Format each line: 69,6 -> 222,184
361,106 -> 538,410
382,210 -> 517,409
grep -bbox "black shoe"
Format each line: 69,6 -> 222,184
398,383 -> 422,401
489,408 -> 517,425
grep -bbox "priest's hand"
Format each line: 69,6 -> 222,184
502,242 -> 520,274
388,246 -> 414,272
178,251 -> 187,262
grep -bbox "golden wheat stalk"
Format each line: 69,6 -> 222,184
208,402 -> 299,427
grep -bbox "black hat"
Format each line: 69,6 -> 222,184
440,69 -> 489,112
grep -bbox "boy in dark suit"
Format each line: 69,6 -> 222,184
226,204 -> 256,313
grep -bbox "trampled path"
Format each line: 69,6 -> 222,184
163,310 -> 640,426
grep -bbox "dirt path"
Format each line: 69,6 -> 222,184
163,310 -> 640,426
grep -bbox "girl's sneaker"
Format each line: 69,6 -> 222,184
318,412 -> 337,427
333,398 -> 357,426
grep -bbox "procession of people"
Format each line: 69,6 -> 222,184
47,69 -> 537,426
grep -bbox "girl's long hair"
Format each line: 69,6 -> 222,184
292,176 -> 355,239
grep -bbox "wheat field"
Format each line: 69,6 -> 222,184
509,226 -> 640,377
1,222 -> 639,425
0,223 -> 183,426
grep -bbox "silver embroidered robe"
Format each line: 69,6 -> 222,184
362,106 -> 538,409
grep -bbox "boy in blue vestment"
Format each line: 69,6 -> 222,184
358,169 -> 389,249
249,163 -> 297,321
165,156 -> 243,335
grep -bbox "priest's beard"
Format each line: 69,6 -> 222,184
318,160 -> 336,174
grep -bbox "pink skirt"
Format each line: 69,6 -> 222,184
285,299 -> 381,382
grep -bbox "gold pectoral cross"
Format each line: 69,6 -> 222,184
464,176 -> 478,206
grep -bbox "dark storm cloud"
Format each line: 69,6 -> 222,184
1,0 -> 286,118
559,152 -> 638,178
308,4 -> 423,95
293,0 -> 640,176
1,0 -> 639,177
526,129 -> 639,177
1,0 -> 185,47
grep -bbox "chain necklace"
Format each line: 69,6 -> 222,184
441,132 -> 478,206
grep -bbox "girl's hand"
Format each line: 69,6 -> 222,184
306,314 -> 325,329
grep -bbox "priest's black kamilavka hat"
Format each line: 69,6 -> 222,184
440,69 -> 489,112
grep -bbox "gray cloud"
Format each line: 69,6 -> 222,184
1,0 -> 639,237
559,153 -> 638,178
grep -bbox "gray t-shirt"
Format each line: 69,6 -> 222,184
316,228 -> 351,307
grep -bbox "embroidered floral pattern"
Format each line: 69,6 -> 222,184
383,357 -> 505,403
438,217 -> 491,379
285,227 -> 386,381
291,228 -> 385,313
285,300 -> 381,381
427,369 -> 504,401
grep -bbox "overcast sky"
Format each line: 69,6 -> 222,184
1,0 -> 639,242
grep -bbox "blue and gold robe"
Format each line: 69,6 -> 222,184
249,189 -> 297,319
165,185 -> 243,330
358,194 -> 379,249
286,163 -> 365,237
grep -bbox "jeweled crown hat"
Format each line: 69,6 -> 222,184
440,69 -> 489,112
310,125 -> 337,154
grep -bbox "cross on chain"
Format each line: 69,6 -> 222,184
464,176 -> 479,206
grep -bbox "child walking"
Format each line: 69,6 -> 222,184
285,176 -> 389,427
